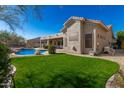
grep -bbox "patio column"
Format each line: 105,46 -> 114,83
47,39 -> 50,45
93,29 -> 96,52
40,39 -> 41,48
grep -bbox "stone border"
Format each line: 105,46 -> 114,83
0,65 -> 16,88
106,74 -> 116,88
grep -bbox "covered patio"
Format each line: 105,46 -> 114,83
40,33 -> 63,49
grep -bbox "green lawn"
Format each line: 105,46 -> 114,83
12,54 -> 119,88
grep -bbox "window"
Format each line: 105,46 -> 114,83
100,35 -> 102,39
64,37 -> 67,47
98,34 -> 99,38
85,34 -> 92,48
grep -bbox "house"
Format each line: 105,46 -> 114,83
26,37 -> 41,48
40,16 -> 114,54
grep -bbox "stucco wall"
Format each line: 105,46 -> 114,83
82,22 -> 96,53
63,20 -> 113,54
95,25 -> 113,53
63,21 -> 81,54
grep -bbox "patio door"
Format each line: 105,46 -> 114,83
84,34 -> 92,53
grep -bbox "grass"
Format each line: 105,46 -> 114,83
11,53 -> 119,88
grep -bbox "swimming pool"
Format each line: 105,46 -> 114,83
16,49 -> 47,55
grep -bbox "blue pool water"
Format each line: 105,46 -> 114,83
16,49 -> 46,55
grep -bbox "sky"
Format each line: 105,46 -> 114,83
0,5 -> 124,40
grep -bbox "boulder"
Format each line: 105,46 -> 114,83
35,50 -> 41,55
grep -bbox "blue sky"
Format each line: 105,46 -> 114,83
0,5 -> 124,39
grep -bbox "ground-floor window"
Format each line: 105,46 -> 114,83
85,34 -> 92,48
64,37 -> 67,47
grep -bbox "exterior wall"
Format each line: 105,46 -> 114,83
82,22 -> 113,54
26,40 -> 40,48
63,21 -> 82,54
95,25 -> 113,53
63,20 -> 113,54
26,37 -> 40,48
82,22 -> 96,53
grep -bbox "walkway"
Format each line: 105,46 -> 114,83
66,49 -> 124,70
65,49 -> 124,88
99,56 -> 124,70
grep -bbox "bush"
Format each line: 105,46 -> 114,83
0,44 -> 10,84
48,45 -> 56,54
117,31 -> 124,41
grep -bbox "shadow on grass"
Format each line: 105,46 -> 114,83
47,71 -> 98,88
15,71 -> 99,88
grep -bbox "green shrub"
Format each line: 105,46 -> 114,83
48,45 -> 56,54
0,44 -> 10,84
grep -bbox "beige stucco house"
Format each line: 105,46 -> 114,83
61,16 -> 114,54
33,16 -> 114,54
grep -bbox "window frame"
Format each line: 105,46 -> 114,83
85,34 -> 92,48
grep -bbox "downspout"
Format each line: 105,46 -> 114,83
80,21 -> 82,54
80,20 -> 84,54
93,29 -> 96,52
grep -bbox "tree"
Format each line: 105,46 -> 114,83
117,31 -> 124,41
117,31 -> 124,49
0,5 -> 43,31
0,30 -> 26,47
0,5 -> 43,87
0,44 -> 11,87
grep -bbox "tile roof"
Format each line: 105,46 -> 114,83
62,16 -> 111,32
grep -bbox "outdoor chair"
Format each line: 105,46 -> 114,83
104,46 -> 115,56
89,50 -> 96,56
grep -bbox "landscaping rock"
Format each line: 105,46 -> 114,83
35,49 -> 41,55
35,52 -> 40,55
0,65 -> 16,88
106,70 -> 124,88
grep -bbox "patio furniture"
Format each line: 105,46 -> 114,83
89,50 -> 96,56
104,46 -> 115,56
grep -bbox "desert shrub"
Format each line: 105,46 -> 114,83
0,44 -> 10,85
48,45 -> 56,54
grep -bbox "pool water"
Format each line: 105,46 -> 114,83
16,49 -> 46,55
